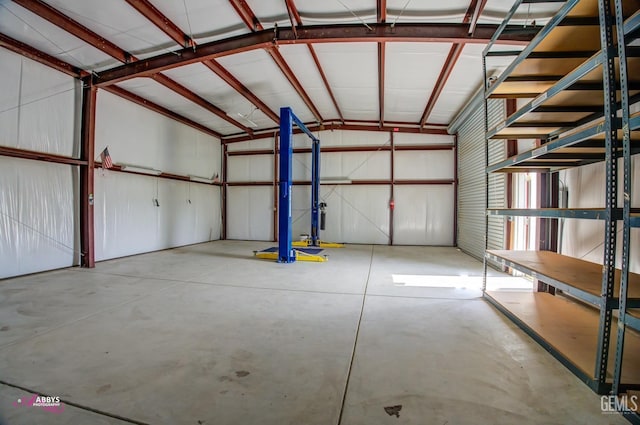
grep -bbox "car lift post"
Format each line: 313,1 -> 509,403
278,107 -> 320,263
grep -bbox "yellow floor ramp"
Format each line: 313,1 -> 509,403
292,240 -> 344,248
254,249 -> 328,262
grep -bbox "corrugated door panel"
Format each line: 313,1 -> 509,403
457,99 -> 505,260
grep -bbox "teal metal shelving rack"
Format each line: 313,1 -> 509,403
481,0 -> 640,419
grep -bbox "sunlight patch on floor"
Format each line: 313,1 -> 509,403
392,274 -> 532,291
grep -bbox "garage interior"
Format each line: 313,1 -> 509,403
0,0 -> 639,424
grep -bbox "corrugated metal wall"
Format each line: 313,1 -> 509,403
457,99 -> 506,260
226,130 -> 456,245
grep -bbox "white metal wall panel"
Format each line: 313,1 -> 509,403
96,90 -> 222,178
321,185 -> 390,244
457,99 -> 505,259
559,158 -> 640,272
94,171 -> 219,260
95,171 -> 158,259
228,155 -> 274,182
394,151 -> 454,180
301,151 -> 391,181
0,49 -> 78,278
393,185 -> 454,245
226,186 -> 273,241
94,90 -> 222,260
291,185 -> 390,244
227,138 -> 275,152
226,129 -> 454,245
393,132 -> 454,146
297,130 -> 389,148
0,48 -> 77,156
156,179 -> 218,248
0,157 -> 76,279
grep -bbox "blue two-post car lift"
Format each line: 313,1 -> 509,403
255,107 -> 342,263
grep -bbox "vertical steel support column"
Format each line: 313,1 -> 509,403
80,78 -> 96,268
310,138 -> 321,246
278,107 -> 296,263
390,131 -> 395,246
222,144 -> 228,240
594,0 -> 619,392
612,0 -> 631,395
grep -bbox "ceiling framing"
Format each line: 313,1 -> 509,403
0,0 -> 550,141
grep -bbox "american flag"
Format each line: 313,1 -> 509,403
100,147 -> 113,169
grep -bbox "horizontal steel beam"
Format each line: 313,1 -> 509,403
222,122 -> 450,143
226,143 -> 454,156
0,146 -> 86,166
226,179 -> 454,186
94,162 -> 221,186
486,50 -> 596,58
95,23 -> 537,86
487,208 -> 640,219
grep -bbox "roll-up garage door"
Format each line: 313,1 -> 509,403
457,99 -> 506,260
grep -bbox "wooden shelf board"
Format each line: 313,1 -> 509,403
486,290 -> 640,384
487,250 -> 640,300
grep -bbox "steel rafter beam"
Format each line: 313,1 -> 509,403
378,0 -> 387,23
95,23 -> 535,86
229,0 -> 323,123
307,46 -> 344,122
229,0 -> 260,31
0,146 -> 87,165
378,0 -> 386,127
151,73 -> 252,133
122,0 -> 276,125
469,0 -> 488,35
419,0 -> 483,127
0,32 -> 86,78
285,0 -> 344,122
419,43 -> 464,127
103,85 -> 222,138
266,48 -> 323,122
123,0 -> 194,48
378,42 -> 386,127
202,60 -> 279,123
12,0 -> 248,132
12,0 -> 131,62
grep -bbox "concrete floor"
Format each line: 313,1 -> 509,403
0,241 -> 629,425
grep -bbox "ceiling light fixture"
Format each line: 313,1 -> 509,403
120,164 -> 162,175
189,175 -> 215,184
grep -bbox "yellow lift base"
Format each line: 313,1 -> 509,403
292,240 -> 344,248
254,249 -> 328,262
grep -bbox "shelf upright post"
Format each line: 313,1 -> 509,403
594,0 -> 620,393
482,52 -> 490,292
612,0 -> 632,396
